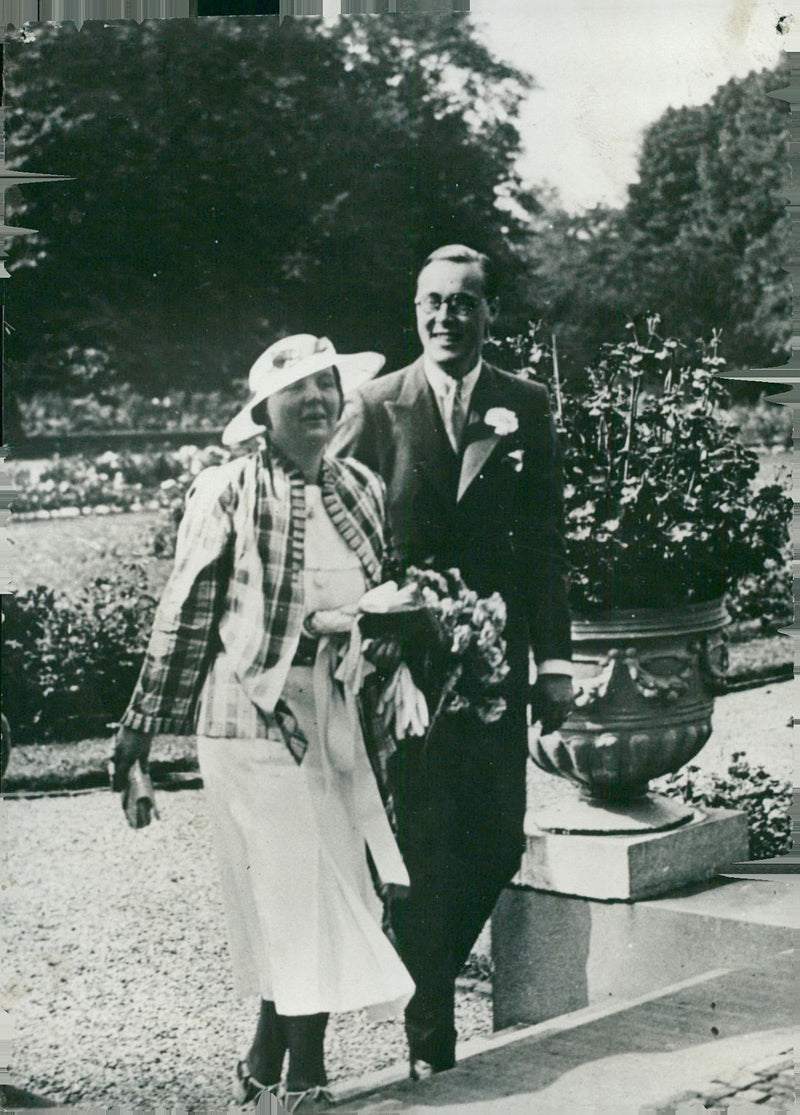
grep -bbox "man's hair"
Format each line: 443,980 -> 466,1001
417,244 -> 498,301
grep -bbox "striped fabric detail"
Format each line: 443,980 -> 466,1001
273,698 -> 310,765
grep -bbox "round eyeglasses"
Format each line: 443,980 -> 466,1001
414,292 -> 484,317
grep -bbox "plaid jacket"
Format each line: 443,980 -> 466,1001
121,448 -> 387,749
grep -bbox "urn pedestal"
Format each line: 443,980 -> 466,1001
530,599 -> 730,835
490,600 -> 751,1032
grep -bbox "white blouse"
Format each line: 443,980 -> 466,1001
302,484 -> 366,617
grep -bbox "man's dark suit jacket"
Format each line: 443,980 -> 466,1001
331,358 -> 572,724
332,357 -> 573,1067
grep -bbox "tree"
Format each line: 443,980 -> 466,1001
523,61 -> 789,381
627,63 -> 790,370
4,15 -> 536,408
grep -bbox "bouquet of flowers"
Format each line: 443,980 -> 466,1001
358,566 -> 511,747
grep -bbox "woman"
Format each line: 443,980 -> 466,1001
112,335 -> 415,1112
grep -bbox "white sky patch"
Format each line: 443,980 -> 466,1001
471,0 -> 788,211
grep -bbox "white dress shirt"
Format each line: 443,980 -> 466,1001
424,358 -> 482,445
422,357 -> 572,680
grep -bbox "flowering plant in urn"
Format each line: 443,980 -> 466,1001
494,318 -> 790,616
489,318 -> 791,829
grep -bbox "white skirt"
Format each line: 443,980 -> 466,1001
197,671 -> 415,1019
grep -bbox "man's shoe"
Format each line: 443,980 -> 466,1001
409,1058 -> 436,1081
409,1056 -> 454,1081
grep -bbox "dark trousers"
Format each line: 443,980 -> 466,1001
387,709 -> 527,1068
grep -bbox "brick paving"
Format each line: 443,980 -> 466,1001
651,1051 -> 795,1112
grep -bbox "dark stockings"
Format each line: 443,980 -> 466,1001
283,1012 -> 329,1090
247,1000 -> 328,1090
246,1000 -> 286,1087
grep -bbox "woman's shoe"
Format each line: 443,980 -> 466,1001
282,1085 -> 335,1112
232,1059 -> 281,1107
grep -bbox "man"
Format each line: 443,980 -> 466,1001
330,245 -> 573,1076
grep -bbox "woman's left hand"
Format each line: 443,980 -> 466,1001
306,603 -> 361,635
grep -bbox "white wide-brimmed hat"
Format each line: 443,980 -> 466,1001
222,334 -> 385,447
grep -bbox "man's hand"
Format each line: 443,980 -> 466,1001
531,674 -> 574,735
363,636 -> 403,678
111,726 -> 153,793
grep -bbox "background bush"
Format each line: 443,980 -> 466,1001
655,752 -> 793,860
19,385 -> 248,437
2,568 -> 156,743
725,561 -> 793,630
723,397 -> 792,450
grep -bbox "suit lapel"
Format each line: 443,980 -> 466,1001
457,366 -> 506,503
386,359 -> 457,498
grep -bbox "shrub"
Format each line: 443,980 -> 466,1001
725,560 -> 794,630
2,568 -> 157,743
150,482 -> 192,558
655,753 -> 793,860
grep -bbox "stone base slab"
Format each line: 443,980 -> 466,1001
533,791 -> 696,835
517,807 -> 748,901
491,875 -> 796,1031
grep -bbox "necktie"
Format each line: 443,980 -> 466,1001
443,377 -> 467,453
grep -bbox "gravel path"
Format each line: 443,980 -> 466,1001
2,682 -> 792,1107
1,790 -> 490,1109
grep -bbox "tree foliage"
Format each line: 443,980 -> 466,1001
4,15 -> 535,401
525,62 -> 790,381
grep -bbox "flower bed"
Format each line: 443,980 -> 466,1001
11,444 -> 232,519
655,752 -> 793,861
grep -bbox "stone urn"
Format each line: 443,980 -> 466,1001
530,599 -> 729,834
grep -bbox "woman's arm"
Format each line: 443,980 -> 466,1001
119,466 -> 236,739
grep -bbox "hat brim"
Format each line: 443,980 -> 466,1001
221,350 -> 385,447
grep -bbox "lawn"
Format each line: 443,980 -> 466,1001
9,509 -> 171,597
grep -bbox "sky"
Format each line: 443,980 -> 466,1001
470,0 -> 788,212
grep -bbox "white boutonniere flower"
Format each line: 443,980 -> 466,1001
484,407 -> 519,437
506,449 -> 525,473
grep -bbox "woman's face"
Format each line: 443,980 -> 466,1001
266,368 -> 342,459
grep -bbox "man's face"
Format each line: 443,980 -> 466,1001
415,260 -> 497,378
